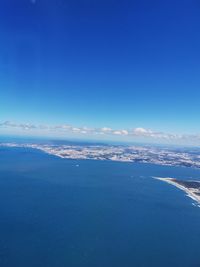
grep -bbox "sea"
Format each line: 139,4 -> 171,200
1,146 -> 200,267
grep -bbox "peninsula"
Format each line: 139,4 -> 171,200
154,177 -> 200,205
1,142 -> 200,169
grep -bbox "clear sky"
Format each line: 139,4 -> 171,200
0,0 -> 200,144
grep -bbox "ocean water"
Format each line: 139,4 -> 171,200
1,147 -> 200,267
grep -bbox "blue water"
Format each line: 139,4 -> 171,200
1,147 -> 200,267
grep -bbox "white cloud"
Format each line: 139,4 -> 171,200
121,130 -> 129,135
101,127 -> 112,132
113,130 -> 128,135
132,127 -> 153,135
1,120 -> 200,145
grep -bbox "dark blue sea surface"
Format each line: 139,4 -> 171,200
0,147 -> 200,267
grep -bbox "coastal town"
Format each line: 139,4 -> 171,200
1,142 -> 200,169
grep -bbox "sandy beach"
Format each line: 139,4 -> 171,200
153,177 -> 200,205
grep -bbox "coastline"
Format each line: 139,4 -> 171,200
1,142 -> 200,169
153,177 -> 200,205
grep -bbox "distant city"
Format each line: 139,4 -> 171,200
1,142 -> 200,169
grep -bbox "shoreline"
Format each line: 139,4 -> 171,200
153,177 -> 200,205
1,143 -> 200,169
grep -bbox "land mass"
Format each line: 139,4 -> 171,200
154,177 -> 200,205
1,142 -> 200,169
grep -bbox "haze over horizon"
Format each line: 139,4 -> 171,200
1,0 -> 200,145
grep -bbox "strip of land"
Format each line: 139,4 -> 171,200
1,142 -> 200,168
153,177 -> 200,204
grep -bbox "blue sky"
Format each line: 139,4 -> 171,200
0,0 -> 200,144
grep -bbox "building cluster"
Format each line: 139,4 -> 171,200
1,142 -> 200,168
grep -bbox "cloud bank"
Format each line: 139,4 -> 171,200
0,120 -> 200,144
